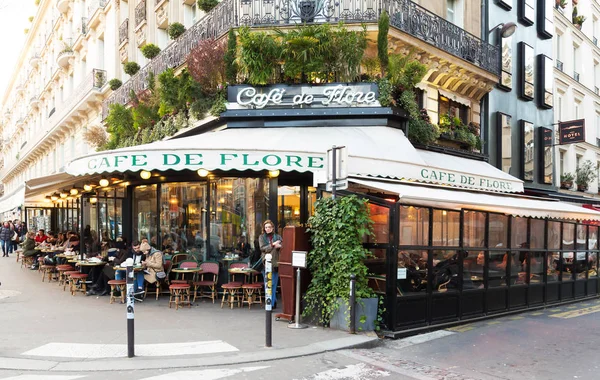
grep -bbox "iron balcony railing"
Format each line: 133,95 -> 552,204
135,0 -> 147,27
88,0 -> 108,20
119,18 -> 129,44
556,59 -> 564,71
81,17 -> 89,34
103,0 -> 500,118
595,86 -> 599,95
594,36 -> 598,46
573,71 -> 580,82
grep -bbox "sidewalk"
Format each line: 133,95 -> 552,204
0,256 -> 380,372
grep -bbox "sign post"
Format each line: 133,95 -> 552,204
126,264 -> 135,358
326,145 -> 348,198
265,253 -> 273,348
288,251 -> 308,330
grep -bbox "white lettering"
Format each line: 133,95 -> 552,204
238,85 -> 376,108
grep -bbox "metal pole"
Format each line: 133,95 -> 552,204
288,267 -> 307,329
265,253 -> 273,347
332,145 -> 337,199
126,264 -> 135,358
349,274 -> 356,334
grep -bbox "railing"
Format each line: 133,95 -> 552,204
597,138 -> 600,148
594,36 -> 598,46
556,59 -> 564,71
103,0 -> 500,118
135,0 -> 147,27
81,17 -> 89,34
88,0 -> 108,18
573,71 -> 580,82
595,86 -> 599,95
11,70 -> 106,175
119,18 -> 129,44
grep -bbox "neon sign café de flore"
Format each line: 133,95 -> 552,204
21,82 -> 600,334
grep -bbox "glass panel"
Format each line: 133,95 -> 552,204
499,113 -> 512,175
530,252 -> 544,283
278,186 -> 301,228
463,250 -> 484,289
432,210 -> 460,247
548,252 -> 559,282
523,121 -> 534,181
524,0 -> 535,23
307,186 -> 317,221
563,223 -> 575,250
501,35 -> 513,89
510,251 -> 524,284
544,56 -> 553,107
541,127 -> 553,184
548,221 -> 561,249
575,251 -> 588,280
366,248 -> 386,278
576,225 -> 587,250
589,226 -> 598,250
114,198 -> 123,239
133,184 -> 158,245
365,203 -> 389,244
210,178 -> 269,260
589,252 -> 598,277
561,252 -> 574,281
160,182 -> 207,257
397,250 -> 428,294
463,210 -> 486,247
489,213 -> 508,248
523,43 -> 535,98
511,217 -> 528,249
399,206 -> 429,246
489,251 -> 508,287
432,250 -> 459,292
544,0 -> 553,35
530,219 -> 545,249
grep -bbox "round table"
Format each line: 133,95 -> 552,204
228,268 -> 259,283
171,267 -> 203,283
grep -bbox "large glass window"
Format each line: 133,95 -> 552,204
500,35 -> 513,90
365,203 -> 389,244
432,250 -> 459,292
497,113 -> 513,175
530,219 -> 545,248
464,210 -> 486,247
432,210 -> 460,247
489,251 -> 508,287
541,127 -> 553,184
463,250 -> 484,289
511,217 -> 528,249
520,42 -> 535,100
489,213 -> 508,248
210,178 -> 269,260
160,182 -> 207,257
278,186 -> 301,228
397,249 -> 428,294
399,206 -> 429,246
133,184 -> 158,245
522,121 -> 534,181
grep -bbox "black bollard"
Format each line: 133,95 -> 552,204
126,264 -> 135,358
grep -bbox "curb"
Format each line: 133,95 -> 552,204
0,335 -> 380,372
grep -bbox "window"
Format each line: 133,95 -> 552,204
446,0 -> 456,23
438,93 -> 469,125
538,0 -> 553,38
559,150 -> 565,177
540,127 -> 553,184
497,112 -> 513,175
499,35 -> 513,90
522,120 -> 534,181
519,42 -> 534,100
399,206 -> 429,246
573,44 -> 580,80
519,0 -> 535,25
538,55 -> 553,108
497,0 -> 513,10
574,101 -> 580,118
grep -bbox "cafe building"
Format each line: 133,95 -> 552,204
25,82 -> 600,336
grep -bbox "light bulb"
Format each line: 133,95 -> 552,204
269,169 -> 280,178
99,178 -> 109,187
197,169 -> 209,177
140,170 -> 152,180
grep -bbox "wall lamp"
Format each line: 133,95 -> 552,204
99,177 -> 110,187
83,184 -> 93,192
489,22 -> 517,38
70,187 -> 79,195
51,193 -> 59,201
197,169 -> 210,177
268,170 -> 280,178
140,170 -> 152,180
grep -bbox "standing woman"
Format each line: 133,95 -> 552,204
0,221 -> 13,257
259,220 -> 283,309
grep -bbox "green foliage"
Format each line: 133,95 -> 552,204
123,61 -> 141,76
320,23 -> 367,82
132,102 -> 159,131
158,68 -> 200,116
190,97 -> 213,119
224,29 -> 238,83
141,44 -> 161,60
237,27 -> 282,85
104,104 -> 134,150
197,0 -> 219,12
407,118 -> 439,146
561,172 -> 575,182
168,22 -> 186,40
377,11 -> 389,76
377,78 -> 393,107
108,78 -> 122,91
303,196 -> 376,326
397,90 -> 419,120
576,160 -> 597,186
361,57 -> 380,80
388,55 -> 428,90
209,90 -> 227,117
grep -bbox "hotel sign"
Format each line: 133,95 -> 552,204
227,83 -> 380,110
559,119 -> 585,145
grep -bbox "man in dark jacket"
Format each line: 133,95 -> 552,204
87,248 -> 130,296
0,221 -> 13,257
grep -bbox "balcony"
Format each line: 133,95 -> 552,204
56,0 -> 69,14
557,60 -> 564,72
103,0 -> 499,118
78,17 -> 89,35
119,18 -> 129,45
155,0 -> 169,29
182,0 -> 195,4
29,53 -> 40,68
29,96 -> 40,109
57,48 -> 74,68
88,0 -> 108,29
574,71 -> 580,82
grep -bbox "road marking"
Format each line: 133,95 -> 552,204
294,363 -> 389,380
390,330 -> 455,349
529,312 -> 544,316
21,341 -> 238,358
139,366 -> 269,380
508,316 -> 524,320
0,376 -> 84,380
446,325 -> 474,332
0,289 -> 21,300
550,304 -> 600,319
486,321 -> 502,325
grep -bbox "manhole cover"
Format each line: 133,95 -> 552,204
0,290 -> 21,299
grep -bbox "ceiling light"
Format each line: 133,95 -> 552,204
83,184 -> 93,191
90,197 -> 98,204
44,196 -> 52,203
51,193 -> 59,201
99,177 -> 109,187
140,170 -> 152,180
60,191 -> 68,199
269,170 -> 280,178
70,187 -> 79,195
197,169 -> 209,177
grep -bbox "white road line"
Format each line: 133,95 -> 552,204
294,363 -> 390,380
0,376 -> 84,380
21,341 -> 238,358
139,366 -> 269,380
389,330 -> 455,349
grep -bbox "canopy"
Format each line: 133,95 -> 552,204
351,178 -> 600,221
0,185 -> 25,214
25,172 -> 80,203
66,126 -> 523,193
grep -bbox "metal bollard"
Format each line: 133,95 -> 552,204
288,267 -> 308,329
349,274 -> 356,334
126,264 -> 135,357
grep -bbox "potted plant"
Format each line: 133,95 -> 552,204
575,161 -> 597,192
303,195 -> 380,331
560,172 -> 575,189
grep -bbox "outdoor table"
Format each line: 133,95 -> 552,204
228,268 -> 258,284
171,267 -> 203,283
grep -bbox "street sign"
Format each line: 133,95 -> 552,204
326,145 -> 348,192
559,119 -> 585,145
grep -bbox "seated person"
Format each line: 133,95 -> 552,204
45,232 -> 57,245
88,247 -> 129,296
34,229 -> 48,244
140,241 -> 164,292
114,241 -> 146,298
22,232 -> 39,269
